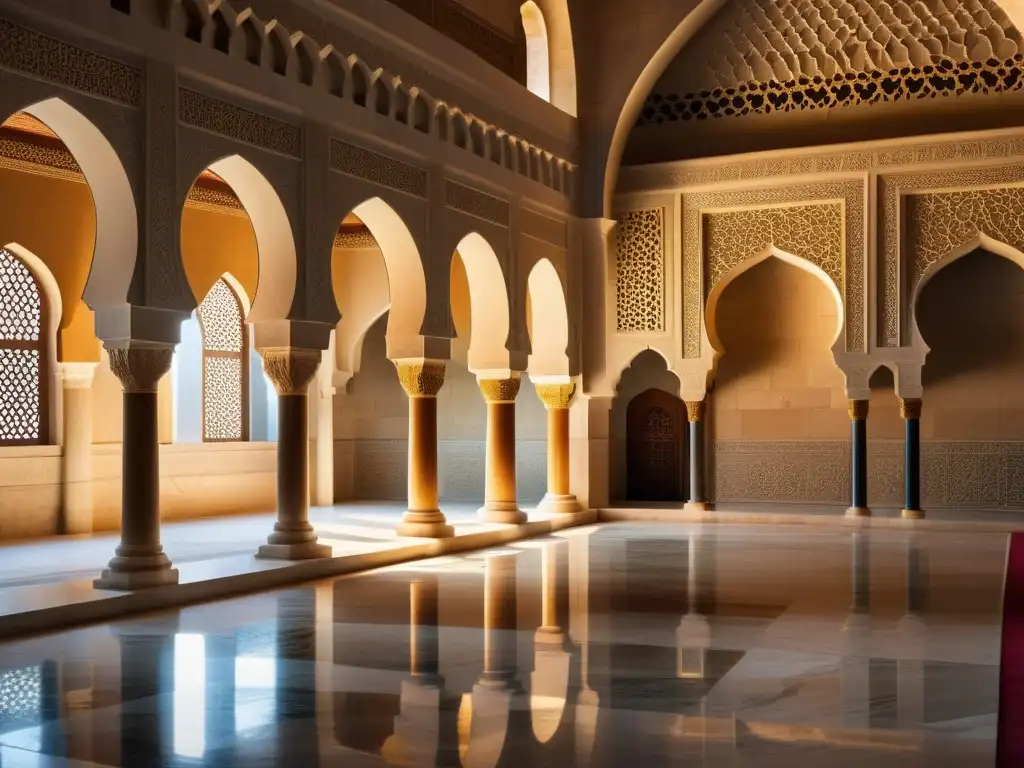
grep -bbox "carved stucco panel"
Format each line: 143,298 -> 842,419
683,181 -> 864,358
879,163 -> 1024,346
615,208 -> 664,333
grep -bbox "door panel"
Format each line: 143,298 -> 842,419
626,388 -> 686,502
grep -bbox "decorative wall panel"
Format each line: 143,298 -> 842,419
331,141 -> 427,198
713,440 -> 849,504
0,248 -> 43,445
615,208 -> 665,333
444,180 -> 509,226
179,89 -> 301,158
521,208 -> 567,247
683,181 -> 863,357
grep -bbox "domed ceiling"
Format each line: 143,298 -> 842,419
626,0 -> 1024,163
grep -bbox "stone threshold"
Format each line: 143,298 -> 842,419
599,505 -> 1024,532
0,510 -> 596,641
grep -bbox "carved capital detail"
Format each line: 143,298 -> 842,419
848,399 -> 870,421
396,362 -> 446,398
261,348 -> 321,396
479,377 -> 521,403
899,397 -> 923,420
107,348 -> 174,394
685,400 -> 706,423
536,383 -> 576,409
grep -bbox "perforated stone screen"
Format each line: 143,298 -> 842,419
198,278 -> 247,441
0,248 -> 44,444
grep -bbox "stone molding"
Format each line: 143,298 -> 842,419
179,89 -> 301,158
0,19 -> 141,105
260,348 -> 321,396
331,140 -> 428,198
444,180 -> 509,226
681,180 -> 864,357
107,347 -> 174,394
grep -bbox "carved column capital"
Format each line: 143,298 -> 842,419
848,399 -> 869,421
396,361 -> 446,398
479,376 -> 521,403
107,347 -> 173,394
899,397 -> 923,420
261,347 -> 321,396
685,400 -> 706,423
536,382 -> 576,409
58,362 -> 99,390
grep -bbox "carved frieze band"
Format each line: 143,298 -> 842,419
879,163 -> 1024,347
0,20 -> 141,105
179,89 -> 301,158
444,180 -> 509,226
330,140 -> 427,198
683,181 -> 863,358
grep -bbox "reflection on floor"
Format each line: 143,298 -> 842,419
0,524 -> 1006,766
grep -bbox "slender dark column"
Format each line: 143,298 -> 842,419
685,400 -> 708,510
846,400 -> 870,517
901,398 -> 923,519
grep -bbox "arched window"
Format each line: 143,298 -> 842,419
0,247 -> 47,445
198,278 -> 248,442
521,1 -> 551,102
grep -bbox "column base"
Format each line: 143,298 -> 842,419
684,501 -> 711,512
901,508 -> 925,520
397,510 -> 454,539
478,502 -> 527,525
536,493 -> 581,514
845,506 -> 872,518
534,627 -> 566,648
94,561 -> 179,591
256,541 -> 333,560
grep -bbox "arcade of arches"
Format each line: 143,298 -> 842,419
4,0 -> 1024,594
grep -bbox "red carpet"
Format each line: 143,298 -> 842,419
999,533 -> 1024,764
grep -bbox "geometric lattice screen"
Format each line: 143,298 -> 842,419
198,277 -> 247,441
0,665 -> 42,734
0,248 -> 44,444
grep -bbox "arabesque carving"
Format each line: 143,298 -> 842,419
616,208 -> 664,333
260,348 -> 321,396
396,361 -> 446,397
536,383 -> 576,409
478,376 -> 521,403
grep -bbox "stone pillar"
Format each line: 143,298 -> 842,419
396,361 -> 453,538
900,397 -> 923,520
845,399 -> 870,517
569,395 -> 612,510
535,383 -> 580,514
313,355 -> 335,508
59,362 -> 97,536
94,347 -> 178,591
684,399 -> 708,511
478,376 -> 526,524
257,348 -> 331,560
410,578 -> 441,684
482,552 -> 519,689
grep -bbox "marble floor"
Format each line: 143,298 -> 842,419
0,523 -> 1008,766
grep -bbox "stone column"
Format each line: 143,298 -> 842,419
478,376 -> 526,524
482,552 -> 519,689
94,347 -> 178,591
900,397 -> 923,519
59,362 -> 97,535
257,348 -> 331,560
569,395 -> 612,510
536,383 -> 581,514
845,399 -> 871,517
684,399 -> 708,511
312,356 -> 336,508
410,577 -> 441,684
396,361 -> 453,538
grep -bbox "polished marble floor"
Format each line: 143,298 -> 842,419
0,523 -> 1008,766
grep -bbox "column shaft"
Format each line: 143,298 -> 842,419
536,383 -> 580,513
60,365 -> 97,535
685,400 -> 708,511
478,377 -> 525,524
95,348 -> 177,590
482,553 -> 518,687
410,579 -> 440,681
846,400 -> 870,517
901,398 -> 923,519
258,348 -> 330,560
396,362 -> 453,538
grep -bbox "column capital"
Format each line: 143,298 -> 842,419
536,382 -> 576,409
396,360 -> 446,398
685,399 -> 706,423
107,346 -> 173,393
58,362 -> 99,390
899,397 -> 923,420
848,399 -> 869,421
479,375 -> 521,404
261,347 -> 321,396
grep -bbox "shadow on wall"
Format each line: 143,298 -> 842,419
610,350 -> 681,502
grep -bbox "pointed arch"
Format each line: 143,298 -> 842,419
521,0 -> 577,115
705,247 -> 844,354
454,232 -> 511,374
526,258 -> 569,379
0,244 -> 62,445
197,275 -> 248,442
521,2 -> 551,102
14,98 -> 138,309
909,233 -> 1024,350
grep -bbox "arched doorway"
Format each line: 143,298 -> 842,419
626,388 -> 686,502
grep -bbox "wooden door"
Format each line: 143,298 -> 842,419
626,388 -> 686,502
